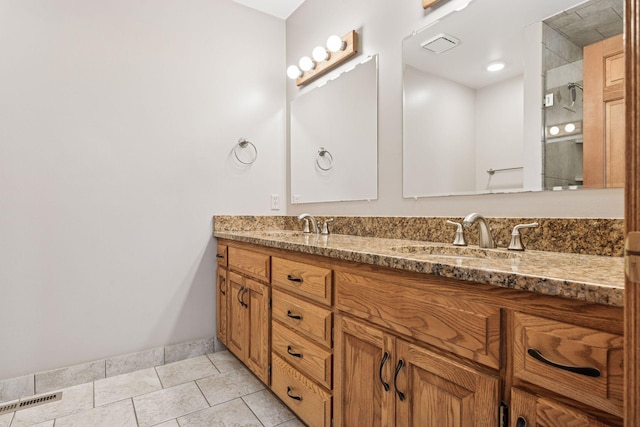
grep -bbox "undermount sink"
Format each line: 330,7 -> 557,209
390,244 -> 520,260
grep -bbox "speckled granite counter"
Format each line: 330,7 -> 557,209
214,228 -> 624,307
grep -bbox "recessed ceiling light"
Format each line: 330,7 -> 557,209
486,62 -> 505,72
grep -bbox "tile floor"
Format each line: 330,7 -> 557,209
0,351 -> 304,427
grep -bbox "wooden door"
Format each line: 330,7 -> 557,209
216,268 -> 228,346
584,34 -> 625,188
334,315 -> 395,427
625,1 -> 640,425
394,339 -> 499,427
245,278 -> 270,384
227,272 -> 248,360
510,388 -> 614,427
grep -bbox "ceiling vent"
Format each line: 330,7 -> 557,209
420,33 -> 460,54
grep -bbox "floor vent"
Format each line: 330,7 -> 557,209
0,391 -> 63,416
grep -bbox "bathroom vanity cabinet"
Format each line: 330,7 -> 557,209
216,239 -> 623,427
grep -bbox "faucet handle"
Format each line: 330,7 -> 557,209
321,218 -> 334,235
446,220 -> 467,246
508,222 -> 539,251
301,218 -> 310,233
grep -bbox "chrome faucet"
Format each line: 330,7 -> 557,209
297,213 -> 319,234
462,213 -> 496,248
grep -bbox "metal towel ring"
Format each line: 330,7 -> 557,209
315,147 -> 334,171
233,138 -> 258,165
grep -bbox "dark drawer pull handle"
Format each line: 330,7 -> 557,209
516,417 -> 527,427
241,288 -> 248,308
216,254 -> 225,259
394,359 -> 405,401
237,287 -> 248,308
527,348 -> 601,378
287,274 -> 303,283
286,386 -> 302,401
220,277 -> 226,295
287,310 -> 303,320
379,351 -> 390,392
287,346 -> 303,358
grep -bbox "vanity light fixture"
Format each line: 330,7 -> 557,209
486,62 -> 505,72
286,30 -> 358,87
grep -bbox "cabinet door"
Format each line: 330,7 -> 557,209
510,388 -> 615,427
334,315 -> 395,427
227,272 -> 248,360
395,339 -> 499,427
216,268 -> 228,346
245,277 -> 270,384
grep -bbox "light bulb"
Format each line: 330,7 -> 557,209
486,62 -> 505,72
564,123 -> 576,133
299,56 -> 315,72
327,35 -> 345,53
549,126 -> 560,136
287,65 -> 302,79
312,46 -> 329,62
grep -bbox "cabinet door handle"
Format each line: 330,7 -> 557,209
287,274 -> 303,283
379,351 -> 390,392
286,386 -> 302,401
393,359 -> 405,401
527,348 -> 601,378
240,288 -> 249,308
516,417 -> 527,427
237,287 -> 247,308
287,346 -> 303,358
287,310 -> 303,320
220,277 -> 226,295
216,254 -> 225,259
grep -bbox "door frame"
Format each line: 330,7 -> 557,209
625,0 -> 640,425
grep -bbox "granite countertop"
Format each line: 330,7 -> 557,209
214,229 -> 625,307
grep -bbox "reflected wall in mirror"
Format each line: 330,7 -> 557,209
290,55 -> 378,204
402,0 -> 623,199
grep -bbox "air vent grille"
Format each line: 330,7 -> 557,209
421,33 -> 460,54
0,391 -> 63,416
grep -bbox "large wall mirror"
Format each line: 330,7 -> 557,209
291,55 -> 378,204
402,0 -> 623,198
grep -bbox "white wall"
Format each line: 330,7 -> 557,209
0,0 -> 286,380
285,0 -> 624,218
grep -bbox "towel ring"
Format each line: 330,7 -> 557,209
316,147 -> 334,171
233,138 -> 258,165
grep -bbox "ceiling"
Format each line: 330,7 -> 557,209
232,0 -> 307,20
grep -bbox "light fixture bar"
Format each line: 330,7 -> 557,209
295,30 -> 358,87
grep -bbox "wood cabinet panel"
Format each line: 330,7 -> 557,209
216,267 -> 228,346
335,270 -> 501,368
272,321 -> 332,389
228,246 -> 270,282
395,339 -> 499,427
245,277 -> 270,384
272,257 -> 332,306
271,353 -> 332,427
512,312 -> 623,417
334,315 -> 395,427
510,388 -> 616,427
227,272 -> 247,359
272,288 -> 333,348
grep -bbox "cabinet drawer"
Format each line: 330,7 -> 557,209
271,353 -> 332,427
216,244 -> 228,267
336,271 -> 501,368
228,247 -> 270,282
272,257 -> 332,306
512,312 -> 623,417
272,321 -> 332,389
272,288 -> 333,348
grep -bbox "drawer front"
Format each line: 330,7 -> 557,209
512,312 -> 623,417
272,321 -> 332,389
228,246 -> 270,282
272,257 -> 332,306
272,288 -> 333,348
271,353 -> 332,427
336,271 -> 501,369
216,244 -> 228,267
